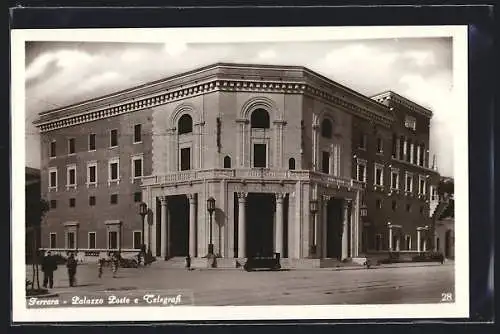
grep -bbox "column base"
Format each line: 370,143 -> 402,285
309,245 -> 318,258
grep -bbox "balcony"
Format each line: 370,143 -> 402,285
141,168 -> 363,190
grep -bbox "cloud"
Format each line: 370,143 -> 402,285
163,42 -> 188,57
257,49 -> 277,60
78,71 -> 123,92
26,49 -> 95,82
402,50 -> 436,67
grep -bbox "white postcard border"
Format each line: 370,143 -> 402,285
11,25 -> 469,322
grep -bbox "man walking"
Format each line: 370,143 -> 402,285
66,252 -> 78,287
42,251 -> 57,289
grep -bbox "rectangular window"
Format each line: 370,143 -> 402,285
134,192 -> 142,202
322,151 -> 330,174
253,144 -> 267,168
87,162 -> 97,185
110,129 -> 118,147
67,165 -> 76,188
430,186 -> 437,201
69,198 -> 76,207
89,133 -> 96,151
413,145 -> 418,164
419,145 -> 425,167
89,196 -> 96,206
110,194 -> 118,205
88,232 -> 96,249
358,133 -> 367,149
374,164 -> 384,186
377,138 -> 383,153
356,160 -> 367,182
49,167 -> 57,189
66,231 -> 75,249
399,137 -> 405,160
109,158 -> 119,182
50,199 -> 57,209
392,200 -> 397,211
108,231 -> 118,249
50,233 -> 57,248
405,173 -> 413,193
392,133 -> 397,158
132,156 -> 143,178
419,177 -> 427,195
180,147 -> 191,171
405,235 -> 412,250
133,231 -> 142,249
134,124 -> 142,143
50,141 -> 57,158
68,138 -> 75,154
404,115 -> 417,130
391,169 -> 399,189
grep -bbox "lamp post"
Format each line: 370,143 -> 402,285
139,202 -> 148,251
207,197 -> 216,255
309,199 -> 318,257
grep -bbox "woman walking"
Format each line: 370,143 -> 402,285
111,252 -> 119,278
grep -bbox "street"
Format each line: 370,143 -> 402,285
26,262 -> 455,306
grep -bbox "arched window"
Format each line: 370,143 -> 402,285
250,108 -> 270,129
178,114 -> 193,134
288,158 -> 296,170
321,119 -> 333,138
223,156 -> 231,168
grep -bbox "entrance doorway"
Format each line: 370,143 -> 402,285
168,195 -> 189,257
326,198 -> 343,259
246,193 -> 275,257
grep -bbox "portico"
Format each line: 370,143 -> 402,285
141,169 -> 362,261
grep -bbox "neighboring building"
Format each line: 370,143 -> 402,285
25,167 -> 41,260
34,63 -> 440,261
369,92 -> 441,253
433,177 -> 454,259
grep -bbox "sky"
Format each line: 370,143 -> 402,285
25,38 -> 454,177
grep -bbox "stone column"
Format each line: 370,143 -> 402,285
275,193 -> 285,255
388,226 -> 393,251
410,143 -> 415,164
417,229 -> 422,252
403,138 -> 408,160
341,199 -> 351,260
321,196 -> 329,258
417,145 -> 421,166
188,193 -> 197,257
237,192 -> 247,258
160,196 -> 168,259
312,123 -> 319,171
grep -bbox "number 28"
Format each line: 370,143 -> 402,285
441,293 -> 453,302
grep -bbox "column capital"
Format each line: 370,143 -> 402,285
343,198 -> 352,209
321,195 -> 331,203
187,193 -> 197,203
159,196 -> 168,205
237,192 -> 248,202
275,192 -> 286,201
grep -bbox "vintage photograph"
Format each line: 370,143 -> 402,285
13,26 -> 468,321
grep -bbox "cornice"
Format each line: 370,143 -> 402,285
36,78 -> 394,133
371,91 -> 433,118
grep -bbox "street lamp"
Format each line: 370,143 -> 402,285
139,202 -> 148,250
309,199 -> 318,257
207,197 -> 216,255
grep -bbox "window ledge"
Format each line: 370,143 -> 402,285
108,179 -> 121,186
133,141 -> 143,145
86,183 -> 98,189
66,185 -> 77,190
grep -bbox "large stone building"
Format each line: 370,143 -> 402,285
34,63 -> 440,263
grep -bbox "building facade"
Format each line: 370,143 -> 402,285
34,63 -> 440,261
26,167 -> 42,261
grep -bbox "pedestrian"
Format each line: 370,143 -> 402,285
111,252 -> 119,278
66,252 -> 78,287
185,254 -> 191,270
42,251 -> 57,289
97,256 -> 104,278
